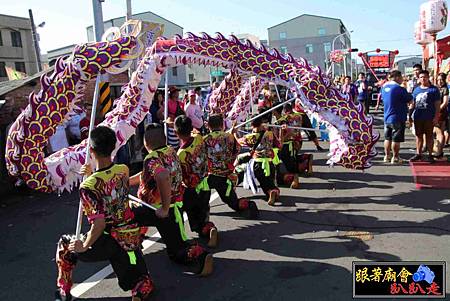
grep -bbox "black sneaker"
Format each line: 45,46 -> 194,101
316,145 -> 325,151
409,154 -> 423,162
426,155 -> 435,164
55,289 -> 72,301
246,201 -> 259,219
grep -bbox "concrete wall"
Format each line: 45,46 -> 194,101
0,14 -> 38,81
268,15 -> 344,41
270,35 -> 337,69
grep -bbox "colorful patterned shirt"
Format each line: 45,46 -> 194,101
276,112 -> 303,143
238,130 -> 281,159
80,164 -> 134,226
203,130 -> 240,177
138,146 -> 184,205
80,164 -> 139,251
177,134 -> 208,188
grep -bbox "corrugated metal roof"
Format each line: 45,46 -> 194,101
0,67 -> 54,97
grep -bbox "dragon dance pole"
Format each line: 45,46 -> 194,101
128,194 -> 157,211
274,83 -> 282,102
75,75 -> 102,239
164,71 -> 169,141
249,79 -> 254,116
268,123 -> 328,133
75,0 -> 105,240
234,96 -> 296,129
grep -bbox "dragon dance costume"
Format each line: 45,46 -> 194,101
55,164 -> 152,301
203,130 -> 258,218
132,145 -> 212,273
276,112 -> 313,183
177,134 -> 217,246
238,130 -> 281,203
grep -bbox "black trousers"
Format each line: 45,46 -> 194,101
279,143 -> 298,173
253,161 -> 278,197
207,174 -> 240,211
183,187 -> 211,234
132,206 -> 189,263
302,114 -> 318,141
78,233 -> 148,291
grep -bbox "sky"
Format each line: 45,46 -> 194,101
2,0 -> 450,62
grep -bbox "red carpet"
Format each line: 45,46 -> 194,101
410,161 -> 450,189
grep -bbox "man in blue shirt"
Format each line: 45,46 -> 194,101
355,72 -> 369,113
410,70 -> 441,163
381,70 -> 413,164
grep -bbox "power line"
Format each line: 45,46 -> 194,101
353,38 -> 414,44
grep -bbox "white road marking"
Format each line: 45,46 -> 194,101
71,192 -> 220,298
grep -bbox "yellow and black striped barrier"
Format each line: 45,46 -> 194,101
98,82 -> 112,118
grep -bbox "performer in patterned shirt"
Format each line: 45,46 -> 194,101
203,114 -> 259,219
129,123 -> 213,276
174,115 -> 218,247
234,116 -> 282,206
273,103 -> 304,189
55,126 -> 153,301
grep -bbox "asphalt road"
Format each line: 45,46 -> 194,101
1,112 -> 449,301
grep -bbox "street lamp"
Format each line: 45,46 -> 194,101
332,30 -> 353,78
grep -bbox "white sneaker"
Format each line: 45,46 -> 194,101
383,155 -> 391,163
391,157 -> 404,165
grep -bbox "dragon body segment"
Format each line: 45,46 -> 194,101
6,31 -> 378,193
6,37 -> 136,192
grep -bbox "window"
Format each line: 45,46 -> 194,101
306,44 -> 314,54
280,46 -> 288,54
172,67 -> 178,76
11,31 -> 22,47
0,62 -> 6,77
324,42 -> 332,53
15,62 -> 26,73
318,28 -> 326,36
279,32 -> 286,40
0,31 -> 3,46
188,74 -> 194,82
110,85 -> 123,100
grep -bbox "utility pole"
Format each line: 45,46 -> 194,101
28,9 -> 42,72
126,0 -> 132,20
92,0 -> 105,41
125,0 -> 133,77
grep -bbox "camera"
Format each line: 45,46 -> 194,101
413,265 -> 435,284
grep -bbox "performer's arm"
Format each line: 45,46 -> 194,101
129,172 -> 142,186
70,218 -> 105,253
441,94 -> 449,111
433,100 -> 441,125
155,169 -> 171,218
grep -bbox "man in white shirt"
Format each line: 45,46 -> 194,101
185,89 -> 204,131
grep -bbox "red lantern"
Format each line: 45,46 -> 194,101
376,48 -> 381,53
358,52 -> 363,57
394,50 -> 399,55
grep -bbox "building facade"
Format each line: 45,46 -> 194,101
0,14 -> 38,81
393,57 -> 422,75
268,14 -> 351,75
